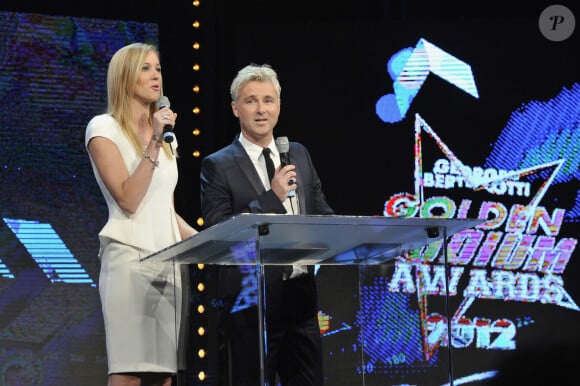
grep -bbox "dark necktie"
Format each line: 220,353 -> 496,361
263,147 -> 295,279
262,147 -> 275,182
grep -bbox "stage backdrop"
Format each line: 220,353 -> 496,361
208,3 -> 579,386
0,11 -> 158,385
0,3 -> 578,386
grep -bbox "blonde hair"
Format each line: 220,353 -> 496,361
230,63 -> 281,101
106,43 -> 172,157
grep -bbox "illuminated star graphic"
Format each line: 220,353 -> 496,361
411,113 -> 578,360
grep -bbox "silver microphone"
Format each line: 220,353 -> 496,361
157,95 -> 175,143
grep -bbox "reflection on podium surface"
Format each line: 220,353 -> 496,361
142,214 -> 481,266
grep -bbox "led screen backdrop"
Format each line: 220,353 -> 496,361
220,5 -> 579,386
0,11 -> 158,385
0,4 -> 578,386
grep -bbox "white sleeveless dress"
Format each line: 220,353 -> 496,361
85,114 -> 183,374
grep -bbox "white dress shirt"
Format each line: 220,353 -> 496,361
238,133 -> 306,278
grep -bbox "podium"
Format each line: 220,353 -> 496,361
142,214 -> 482,385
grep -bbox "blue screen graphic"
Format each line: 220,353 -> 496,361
0,11 -> 158,385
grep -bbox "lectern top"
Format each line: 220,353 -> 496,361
141,214 -> 482,265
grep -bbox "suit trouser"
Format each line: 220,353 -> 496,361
219,267 -> 323,386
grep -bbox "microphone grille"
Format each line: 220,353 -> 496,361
275,136 -> 290,153
157,95 -> 170,109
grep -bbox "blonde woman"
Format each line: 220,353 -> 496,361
85,43 -> 197,386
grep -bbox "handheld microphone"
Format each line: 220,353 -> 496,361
157,95 -> 175,143
275,136 -> 295,197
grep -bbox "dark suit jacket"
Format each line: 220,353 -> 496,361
201,135 -> 334,224
200,135 -> 334,323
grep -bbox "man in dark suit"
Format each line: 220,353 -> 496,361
200,63 -> 334,386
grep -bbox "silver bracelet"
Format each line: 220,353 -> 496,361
142,150 -> 159,168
